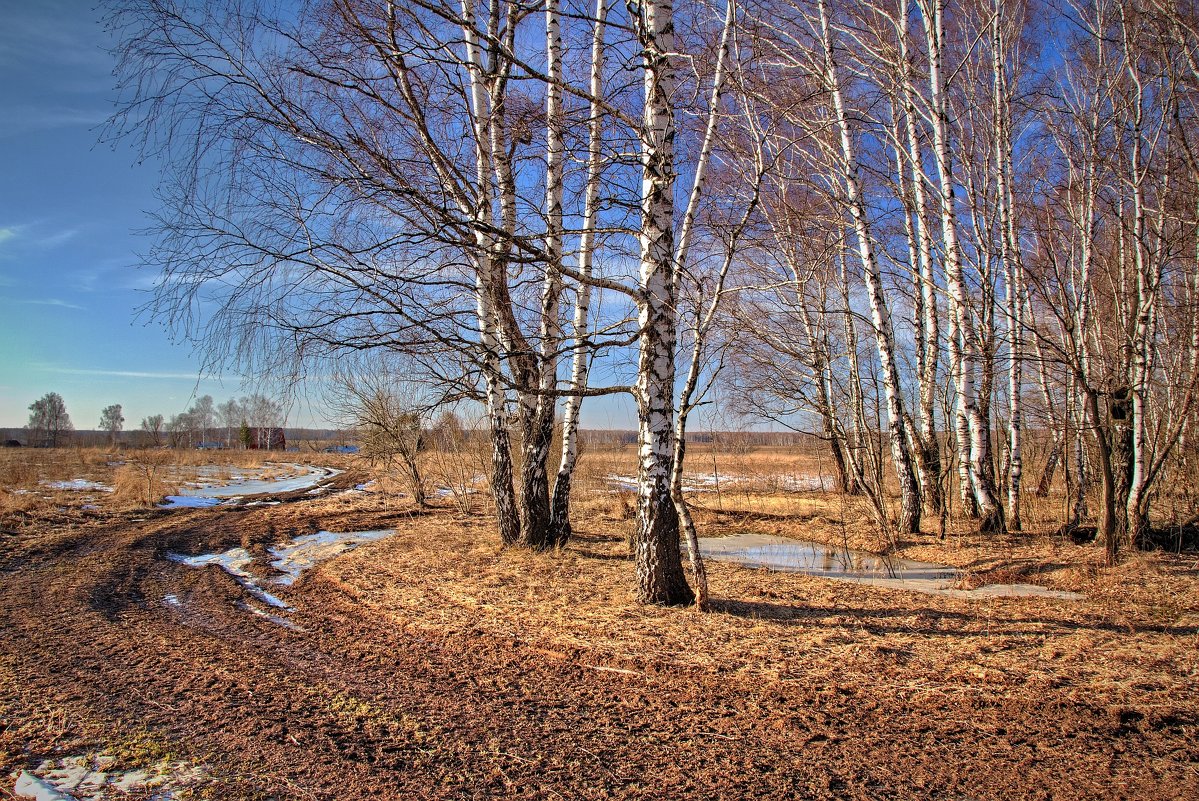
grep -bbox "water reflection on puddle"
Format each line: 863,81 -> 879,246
700,532 -> 1083,600
159,464 -> 343,508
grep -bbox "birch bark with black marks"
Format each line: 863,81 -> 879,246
631,0 -> 693,606
668,0 -> 740,610
992,0 -> 1024,530
894,6 -> 944,517
461,0 -> 522,545
917,0 -> 1004,533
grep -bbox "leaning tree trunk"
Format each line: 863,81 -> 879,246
631,0 -> 692,606
549,0 -> 606,548
796,273 -> 859,496
920,0 -> 1003,533
820,0 -> 920,534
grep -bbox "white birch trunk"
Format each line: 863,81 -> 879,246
898,0 -> 944,516
918,0 -> 1004,532
632,0 -> 692,605
993,4 -> 1023,531
669,0 -> 736,610
461,0 -> 521,545
550,0 -> 607,547
819,0 -> 921,535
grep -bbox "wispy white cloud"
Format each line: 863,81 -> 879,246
0,105 -> 109,139
36,228 -> 78,248
0,222 -> 79,252
33,366 -> 217,381
17,299 -> 84,311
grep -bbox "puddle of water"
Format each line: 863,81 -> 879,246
700,532 -> 1083,600
159,464 -> 342,508
178,463 -> 341,499
160,496 -> 225,509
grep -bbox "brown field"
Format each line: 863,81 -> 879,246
1,445 -> 1197,799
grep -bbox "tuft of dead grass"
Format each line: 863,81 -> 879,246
111,461 -> 180,509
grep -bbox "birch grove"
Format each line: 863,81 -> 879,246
108,0 -> 1199,608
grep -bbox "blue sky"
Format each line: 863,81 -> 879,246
0,0 -> 250,430
0,1 -> 645,433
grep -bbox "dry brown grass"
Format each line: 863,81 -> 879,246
111,457 -> 181,509
305,498 -> 1198,739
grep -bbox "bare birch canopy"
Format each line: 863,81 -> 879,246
107,0 -> 1199,602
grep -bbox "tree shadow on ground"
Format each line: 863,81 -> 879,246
706,597 -> 1198,638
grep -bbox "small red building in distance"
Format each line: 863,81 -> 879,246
246,427 -> 286,450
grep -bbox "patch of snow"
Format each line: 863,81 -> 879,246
168,548 -> 293,610
269,529 -> 396,586
169,527 -> 397,625
40,479 -> 113,492
605,475 -> 640,492
13,772 -> 68,801
434,485 -> 479,498
241,601 -> 306,631
14,755 -> 205,801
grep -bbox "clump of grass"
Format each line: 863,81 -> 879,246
101,727 -> 179,771
0,452 -> 39,488
0,488 -> 51,522
112,454 -> 180,508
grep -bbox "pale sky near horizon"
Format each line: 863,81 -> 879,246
0,0 -> 642,433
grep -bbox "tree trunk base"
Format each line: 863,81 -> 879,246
634,489 -> 695,606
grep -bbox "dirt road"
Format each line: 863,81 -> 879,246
2,495 -> 1197,799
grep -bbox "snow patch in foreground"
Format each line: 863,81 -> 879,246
168,549 -> 292,610
268,529 -> 397,586
14,755 -> 205,801
169,528 -> 396,627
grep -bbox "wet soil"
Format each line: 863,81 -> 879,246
1,495 -> 1197,799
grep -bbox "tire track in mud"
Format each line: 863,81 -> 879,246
1,505 -> 1196,800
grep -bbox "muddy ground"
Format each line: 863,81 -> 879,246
1,471 -> 1197,799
